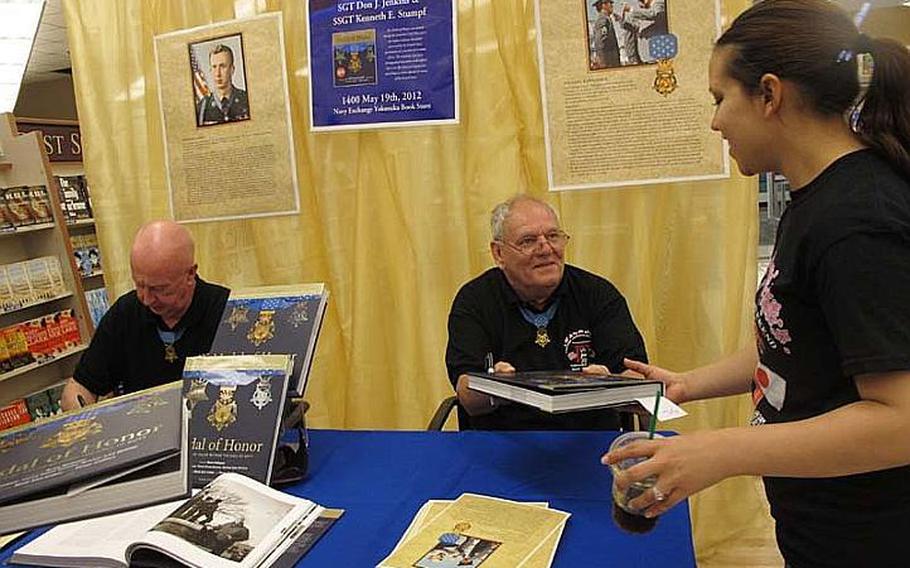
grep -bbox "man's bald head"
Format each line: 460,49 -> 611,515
130,221 -> 198,327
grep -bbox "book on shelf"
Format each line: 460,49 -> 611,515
210,283 -> 329,396
0,257 -> 67,312
24,380 -> 66,422
0,381 -> 190,534
27,185 -> 53,225
11,472 -> 342,568
55,175 -> 93,224
183,353 -> 294,488
466,371 -> 663,414
85,287 -> 110,327
379,493 -> 569,568
2,186 -> 37,227
0,398 -> 31,431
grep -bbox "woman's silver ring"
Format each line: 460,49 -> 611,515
653,486 -> 667,502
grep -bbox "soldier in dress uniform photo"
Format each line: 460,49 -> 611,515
191,38 -> 251,126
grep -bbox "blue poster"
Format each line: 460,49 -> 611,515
307,0 -> 458,130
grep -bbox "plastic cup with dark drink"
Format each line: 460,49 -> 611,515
609,431 -> 663,534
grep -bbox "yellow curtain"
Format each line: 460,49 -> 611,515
65,0 -> 762,559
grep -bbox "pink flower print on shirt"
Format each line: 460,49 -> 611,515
757,259 -> 792,354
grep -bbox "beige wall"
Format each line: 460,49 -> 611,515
865,6 -> 910,45
14,75 -> 78,121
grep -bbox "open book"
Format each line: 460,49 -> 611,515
466,371 -> 663,413
11,473 -> 339,568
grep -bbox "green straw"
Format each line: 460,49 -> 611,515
648,389 -> 662,439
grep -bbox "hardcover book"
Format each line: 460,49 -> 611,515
183,354 -> 293,488
466,371 -> 663,414
209,284 -> 329,396
12,472 -> 340,568
0,381 -> 190,534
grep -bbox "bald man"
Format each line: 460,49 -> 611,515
62,221 -> 229,410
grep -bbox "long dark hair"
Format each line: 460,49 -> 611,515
716,0 -> 910,178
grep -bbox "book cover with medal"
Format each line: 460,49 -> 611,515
183,354 -> 293,488
0,381 -> 189,534
209,284 -> 329,396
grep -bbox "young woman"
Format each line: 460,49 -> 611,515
603,1 -> 910,565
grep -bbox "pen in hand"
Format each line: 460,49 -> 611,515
485,352 -> 494,374
77,394 -> 87,408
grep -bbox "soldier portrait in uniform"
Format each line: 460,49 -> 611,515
189,34 -> 251,127
585,0 -> 670,69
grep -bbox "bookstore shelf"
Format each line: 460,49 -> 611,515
0,291 -> 73,317
0,222 -> 55,237
0,344 -> 88,384
83,270 -> 104,279
68,218 -> 95,227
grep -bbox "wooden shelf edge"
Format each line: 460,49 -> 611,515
0,344 -> 88,384
67,218 -> 95,227
0,222 -> 56,236
0,291 -> 74,317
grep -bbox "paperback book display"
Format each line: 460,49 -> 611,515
0,256 -> 68,312
0,308 -> 82,376
0,381 -> 190,534
210,283 -> 329,396
466,371 -> 663,414
55,175 -> 94,224
379,493 -> 569,568
0,184 -> 53,230
70,231 -> 102,277
183,354 -> 294,487
0,382 -> 66,431
85,287 -> 110,327
12,472 -> 340,568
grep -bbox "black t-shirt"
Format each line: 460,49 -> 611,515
74,277 -> 230,396
445,265 -> 647,430
753,150 -> 910,567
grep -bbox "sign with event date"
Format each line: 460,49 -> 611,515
307,0 -> 459,131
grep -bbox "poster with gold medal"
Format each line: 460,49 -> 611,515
536,0 -> 729,190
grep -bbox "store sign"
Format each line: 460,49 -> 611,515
16,122 -> 82,162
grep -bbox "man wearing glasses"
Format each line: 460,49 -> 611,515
445,195 -> 647,429
61,221 -> 229,410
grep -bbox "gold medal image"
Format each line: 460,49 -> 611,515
207,386 -> 238,432
247,309 -> 276,347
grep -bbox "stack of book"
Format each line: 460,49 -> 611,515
55,175 -> 94,224
466,371 -> 663,413
0,381 -> 190,534
0,256 -> 68,312
11,472 -> 342,568
0,184 -> 53,230
380,493 -> 569,568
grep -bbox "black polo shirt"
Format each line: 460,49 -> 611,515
74,277 -> 230,396
446,265 -> 647,430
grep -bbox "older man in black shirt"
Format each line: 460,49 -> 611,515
445,195 -> 647,429
61,221 -> 229,410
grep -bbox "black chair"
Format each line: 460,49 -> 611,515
426,396 -> 647,431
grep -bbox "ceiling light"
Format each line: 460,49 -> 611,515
0,0 -> 45,113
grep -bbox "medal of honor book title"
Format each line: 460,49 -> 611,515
0,383 -> 182,505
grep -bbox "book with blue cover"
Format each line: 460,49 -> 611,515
0,381 -> 189,533
183,354 -> 293,488
209,284 -> 329,396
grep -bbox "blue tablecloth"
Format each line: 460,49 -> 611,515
1,429 -> 696,567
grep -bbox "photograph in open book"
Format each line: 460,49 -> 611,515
151,476 -> 295,561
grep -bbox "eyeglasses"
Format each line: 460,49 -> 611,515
500,230 -> 570,255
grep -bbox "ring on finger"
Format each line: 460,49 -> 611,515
653,485 -> 667,502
